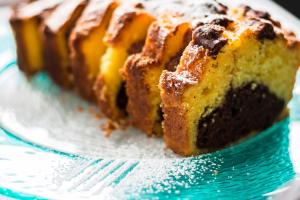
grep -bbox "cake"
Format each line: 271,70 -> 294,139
123,1 -> 228,136
10,0 -> 300,156
43,0 -> 88,88
70,0 -> 118,102
159,5 -> 300,156
9,0 -> 63,75
94,1 -> 155,120
123,15 -> 191,135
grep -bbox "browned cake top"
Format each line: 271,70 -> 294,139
71,0 -> 118,36
237,5 -> 299,47
160,4 -> 299,97
125,1 -> 231,66
177,0 -> 228,27
102,0 -> 194,45
44,0 -> 88,33
10,0 -> 63,20
141,18 -> 189,60
103,1 -> 151,44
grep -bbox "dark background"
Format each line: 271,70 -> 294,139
274,0 -> 299,18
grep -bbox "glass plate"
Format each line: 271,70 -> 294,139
0,0 -> 300,199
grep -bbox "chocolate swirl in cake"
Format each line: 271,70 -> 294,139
197,83 -> 284,149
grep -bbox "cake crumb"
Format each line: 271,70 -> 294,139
100,119 -> 129,137
100,120 -> 117,137
94,113 -> 104,119
77,106 -> 84,112
89,106 -> 104,119
118,119 -> 129,131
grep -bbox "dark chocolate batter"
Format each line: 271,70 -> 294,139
197,83 -> 284,149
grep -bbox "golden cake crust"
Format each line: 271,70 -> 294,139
104,2 -> 147,45
123,54 -> 158,133
44,0 -> 88,33
10,0 -> 61,20
71,0 -> 118,36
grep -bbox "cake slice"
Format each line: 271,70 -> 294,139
43,0 -> 88,88
123,15 -> 191,135
9,0 -> 63,75
70,0 -> 118,101
94,2 -> 155,120
123,1 -> 229,135
160,5 -> 300,156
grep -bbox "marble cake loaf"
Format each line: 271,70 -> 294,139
10,0 -> 300,156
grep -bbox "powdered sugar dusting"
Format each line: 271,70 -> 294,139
0,67 -> 174,159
